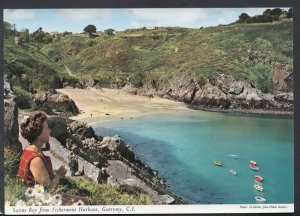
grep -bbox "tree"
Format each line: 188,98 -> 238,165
3,21 -> 14,38
32,27 -> 46,43
269,8 -> 283,16
104,28 -> 115,36
263,9 -> 272,16
20,29 -> 30,42
83,25 -> 96,37
238,13 -> 250,22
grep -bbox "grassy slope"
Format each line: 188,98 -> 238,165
4,147 -> 154,205
4,19 -> 292,92
4,39 -> 62,93
40,19 -> 292,90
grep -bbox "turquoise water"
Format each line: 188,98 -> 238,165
91,110 -> 294,204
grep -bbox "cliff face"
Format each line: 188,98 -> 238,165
124,70 -> 293,114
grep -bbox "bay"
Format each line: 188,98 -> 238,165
91,110 -> 294,204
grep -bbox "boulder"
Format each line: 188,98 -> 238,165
68,120 -> 98,140
229,81 -> 244,95
100,136 -> 135,161
32,90 -> 80,115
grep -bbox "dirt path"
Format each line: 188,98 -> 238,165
65,65 -> 77,78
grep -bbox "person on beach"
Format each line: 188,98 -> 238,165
17,112 -> 89,205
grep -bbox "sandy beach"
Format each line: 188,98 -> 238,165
56,88 -> 189,123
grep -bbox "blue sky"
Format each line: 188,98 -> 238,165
4,8 -> 288,33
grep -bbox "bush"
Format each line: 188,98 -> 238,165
117,184 -> 144,195
14,86 -> 32,109
246,63 -> 275,93
4,146 -> 21,178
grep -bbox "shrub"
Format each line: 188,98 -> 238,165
4,146 -> 21,178
246,63 -> 275,93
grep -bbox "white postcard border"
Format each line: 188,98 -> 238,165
5,204 -> 294,215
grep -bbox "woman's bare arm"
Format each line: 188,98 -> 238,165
30,157 -> 62,188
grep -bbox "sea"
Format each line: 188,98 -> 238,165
91,110 -> 294,204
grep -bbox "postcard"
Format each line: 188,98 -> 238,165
2,2 -> 296,215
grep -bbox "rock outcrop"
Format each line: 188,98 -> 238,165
124,72 -> 293,114
99,136 -> 135,162
122,83 -> 138,95
83,79 -> 102,89
49,137 -> 102,183
32,89 -> 80,115
47,116 -> 164,185
4,75 -> 22,151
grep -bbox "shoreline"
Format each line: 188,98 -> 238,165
188,105 -> 294,119
56,88 -> 190,124
57,88 -> 293,124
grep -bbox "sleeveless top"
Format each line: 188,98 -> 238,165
17,149 -> 54,186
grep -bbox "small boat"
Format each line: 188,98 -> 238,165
255,196 -> 266,202
254,184 -> 263,192
254,175 -> 264,182
228,154 -> 238,159
214,161 -> 222,166
249,161 -> 257,166
229,170 -> 237,176
250,165 -> 260,172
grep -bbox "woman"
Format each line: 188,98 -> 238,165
17,112 -> 89,205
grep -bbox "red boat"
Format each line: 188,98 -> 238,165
249,161 -> 257,166
254,175 -> 264,182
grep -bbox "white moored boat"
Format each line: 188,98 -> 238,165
229,170 -> 237,176
255,196 -> 266,202
250,165 -> 260,171
228,154 -> 238,159
254,184 -> 263,192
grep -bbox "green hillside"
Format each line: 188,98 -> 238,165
4,18 -> 293,94
3,39 -> 63,94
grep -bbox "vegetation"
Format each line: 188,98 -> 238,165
3,39 -> 62,93
3,10 -> 293,97
83,24 -> 97,37
237,8 -> 292,24
4,146 -> 154,205
104,28 -> 115,36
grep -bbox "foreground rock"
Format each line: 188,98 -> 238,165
107,160 -> 175,204
4,76 -> 22,151
48,116 -> 168,189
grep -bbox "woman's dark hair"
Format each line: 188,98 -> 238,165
20,112 -> 48,143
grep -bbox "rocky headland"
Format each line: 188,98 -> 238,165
121,69 -> 293,117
